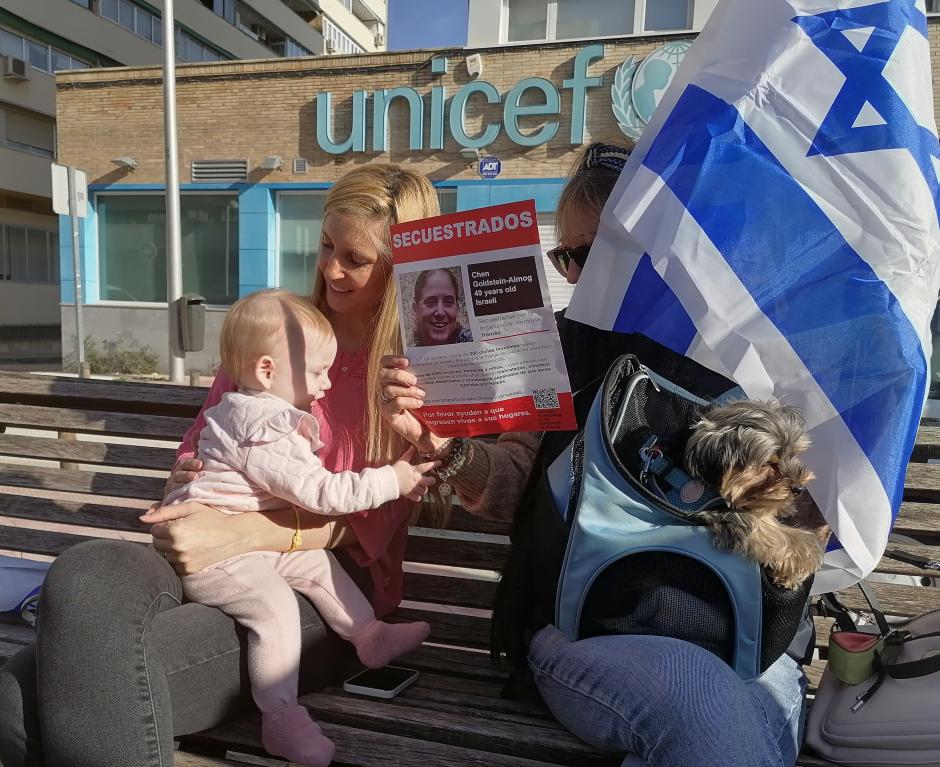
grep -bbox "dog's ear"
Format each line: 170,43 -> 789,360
720,462 -> 783,511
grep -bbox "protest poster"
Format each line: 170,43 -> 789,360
391,200 -> 576,437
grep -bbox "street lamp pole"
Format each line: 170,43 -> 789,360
162,0 -> 185,383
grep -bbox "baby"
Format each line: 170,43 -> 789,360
164,289 -> 435,767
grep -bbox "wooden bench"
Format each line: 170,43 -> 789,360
0,371 -> 937,767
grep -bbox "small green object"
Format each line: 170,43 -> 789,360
828,632 -> 884,685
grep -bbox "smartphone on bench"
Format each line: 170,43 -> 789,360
342,666 -> 419,699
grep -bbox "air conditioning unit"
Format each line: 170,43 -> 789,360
324,40 -> 336,54
2,56 -> 29,82
374,32 -> 384,47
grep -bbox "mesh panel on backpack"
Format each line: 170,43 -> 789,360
579,551 -> 736,664
609,376 -> 700,480
760,569 -> 813,670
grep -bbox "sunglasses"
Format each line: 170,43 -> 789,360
546,244 -> 592,277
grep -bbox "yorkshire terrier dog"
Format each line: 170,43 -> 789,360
684,400 -> 826,590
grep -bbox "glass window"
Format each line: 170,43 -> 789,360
136,8 -> 153,40
0,28 -> 24,59
27,40 -> 49,72
28,229 -> 50,283
101,0 -> 119,22
49,231 -> 59,283
153,18 -> 163,46
557,0 -> 634,38
436,189 -> 457,215
5,108 -> 56,157
278,194 -> 325,295
929,0 -> 940,11
0,227 -> 9,280
118,0 -> 136,31
98,195 -> 239,304
644,0 -> 690,31
53,49 -> 71,72
507,0 -> 549,41
8,227 -> 27,282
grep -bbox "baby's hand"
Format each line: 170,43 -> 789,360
393,446 -> 439,502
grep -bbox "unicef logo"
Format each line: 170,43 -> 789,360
612,41 -> 691,139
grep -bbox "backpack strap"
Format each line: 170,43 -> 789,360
880,629 -> 940,679
882,548 -> 940,572
819,581 -> 890,635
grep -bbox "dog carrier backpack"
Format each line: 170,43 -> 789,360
492,355 -> 810,681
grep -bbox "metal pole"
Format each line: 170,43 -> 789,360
67,166 -> 87,378
163,0 -> 184,382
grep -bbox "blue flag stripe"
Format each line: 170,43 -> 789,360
629,84 -> 926,511
614,253 -> 697,352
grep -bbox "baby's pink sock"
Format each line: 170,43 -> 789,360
352,619 -> 430,669
261,704 -> 335,767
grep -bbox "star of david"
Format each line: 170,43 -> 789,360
793,0 -> 940,207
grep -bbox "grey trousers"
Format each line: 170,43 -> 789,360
0,539 -> 356,767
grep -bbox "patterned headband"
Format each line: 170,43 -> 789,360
582,143 -> 632,174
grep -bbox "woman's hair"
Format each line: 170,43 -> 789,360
555,142 -> 633,246
411,268 -> 460,345
310,165 -> 440,469
220,288 -> 332,381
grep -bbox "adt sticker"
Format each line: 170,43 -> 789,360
478,156 -> 502,179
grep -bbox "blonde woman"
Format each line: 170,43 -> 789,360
0,165 -> 441,767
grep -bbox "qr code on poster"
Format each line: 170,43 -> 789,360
532,387 -> 559,410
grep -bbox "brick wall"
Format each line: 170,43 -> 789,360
55,35 -> 698,187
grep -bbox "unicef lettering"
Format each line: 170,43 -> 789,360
315,45 -> 606,154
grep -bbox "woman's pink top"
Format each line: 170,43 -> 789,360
176,349 -> 412,618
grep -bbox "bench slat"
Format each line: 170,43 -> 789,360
173,752 -> 250,767
903,463 -> 940,503
0,493 -> 147,533
0,403 -> 192,441
405,535 -> 506,571
0,372 -> 206,414
393,671 -> 548,719
0,434 -> 176,471
837,581 -> 940,618
300,691 -> 616,766
895,501 -> 940,538
186,716 -> 573,767
417,506 -> 511,536
0,524 -> 101,558
0,464 -> 165,501
391,607 -> 491,649
397,644 -> 509,684
911,424 -> 940,461
402,572 -> 497,610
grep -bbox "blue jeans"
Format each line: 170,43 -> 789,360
528,626 -> 806,767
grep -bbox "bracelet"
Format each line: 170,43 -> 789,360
286,507 -> 302,553
421,437 -> 454,461
433,438 -> 470,497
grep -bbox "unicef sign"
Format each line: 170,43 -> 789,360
313,42 -> 690,155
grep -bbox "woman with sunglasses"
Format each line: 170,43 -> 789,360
379,142 -> 812,767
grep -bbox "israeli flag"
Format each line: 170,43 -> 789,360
568,0 -> 940,592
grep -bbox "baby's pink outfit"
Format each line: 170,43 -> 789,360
166,390 -> 429,766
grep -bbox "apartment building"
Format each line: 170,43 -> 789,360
0,0 -> 384,360
467,0 -> 719,47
